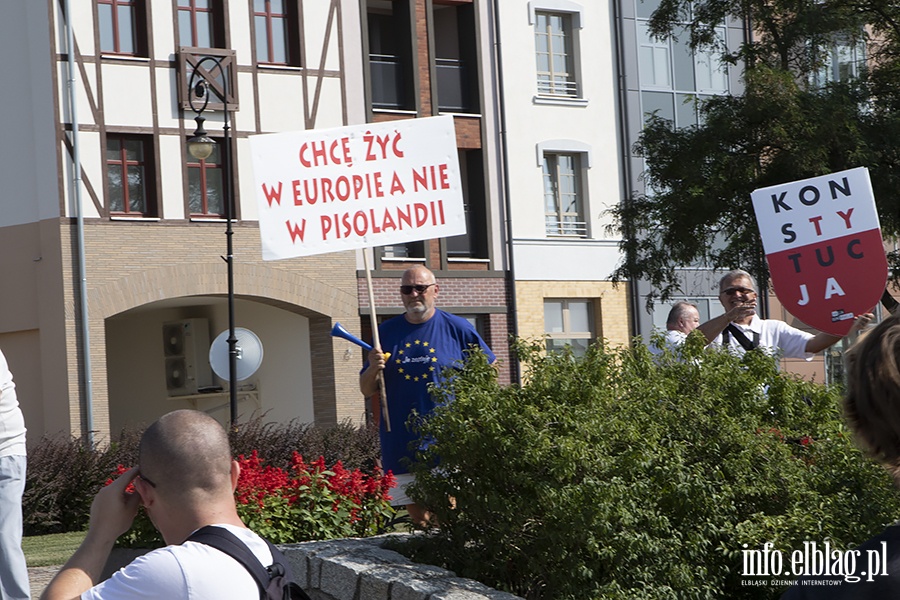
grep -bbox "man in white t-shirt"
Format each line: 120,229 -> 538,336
0,349 -> 30,600
651,300 -> 758,356
650,301 -> 702,355
709,269 -> 873,362
41,410 -> 273,600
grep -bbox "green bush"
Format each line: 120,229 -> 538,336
399,337 -> 900,599
23,428 -> 141,536
24,417 -> 381,537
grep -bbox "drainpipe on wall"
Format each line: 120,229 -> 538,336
612,0 -> 643,337
489,0 -> 520,385
63,0 -> 94,445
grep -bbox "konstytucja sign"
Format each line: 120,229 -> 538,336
751,167 -> 887,336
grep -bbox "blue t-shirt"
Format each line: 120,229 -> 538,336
364,309 -> 495,474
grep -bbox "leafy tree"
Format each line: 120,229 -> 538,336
396,340 -> 900,599
610,0 -> 900,302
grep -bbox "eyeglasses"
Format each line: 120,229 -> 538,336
138,472 -> 157,488
721,287 -> 755,296
400,283 -> 435,295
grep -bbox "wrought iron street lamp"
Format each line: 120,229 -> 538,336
186,56 -> 238,428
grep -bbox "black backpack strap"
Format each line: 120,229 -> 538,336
187,525 -> 272,598
724,324 -> 759,351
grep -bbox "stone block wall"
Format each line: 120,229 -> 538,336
281,534 -> 523,600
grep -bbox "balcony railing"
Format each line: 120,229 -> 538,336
536,77 -> 578,98
369,53 -> 409,110
545,217 -> 588,237
436,58 -> 472,113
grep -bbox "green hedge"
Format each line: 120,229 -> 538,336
399,336 -> 900,599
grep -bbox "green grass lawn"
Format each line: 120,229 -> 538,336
23,531 -> 86,567
20,513 -> 410,568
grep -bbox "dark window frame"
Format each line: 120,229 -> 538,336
176,0 -> 225,49
446,149 -> 489,259
252,0 -> 301,66
366,2 -> 416,111
186,139 -> 225,217
106,134 -> 156,217
98,0 -> 148,56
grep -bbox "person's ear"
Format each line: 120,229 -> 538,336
230,460 -> 241,492
134,476 -> 155,507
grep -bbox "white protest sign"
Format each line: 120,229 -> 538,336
250,115 -> 465,260
750,167 -> 887,336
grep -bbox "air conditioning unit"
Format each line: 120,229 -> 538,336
162,319 -> 213,396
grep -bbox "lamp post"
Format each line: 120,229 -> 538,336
186,56 -> 238,429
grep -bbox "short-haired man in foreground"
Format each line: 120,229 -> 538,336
41,410 -> 272,600
781,313 -> 900,596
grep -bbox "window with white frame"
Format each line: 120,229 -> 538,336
638,22 -> 671,89
694,38 -> 729,94
636,4 -> 731,129
545,299 -> 594,357
543,152 -> 586,237
811,33 -> 866,88
534,11 -> 577,97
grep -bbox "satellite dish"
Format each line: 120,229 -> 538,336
209,328 -> 264,382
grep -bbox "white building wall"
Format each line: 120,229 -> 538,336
151,2 -> 177,60
159,136 -> 188,220
102,65 -> 155,126
0,3 -> 60,227
156,69 -> 183,130
48,2 -> 363,225
499,0 -> 625,282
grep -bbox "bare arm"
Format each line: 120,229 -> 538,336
41,468 -> 142,600
359,348 -> 386,397
805,313 -> 874,354
696,302 -> 758,344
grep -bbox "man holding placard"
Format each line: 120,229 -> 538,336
708,269 -> 872,361
359,266 -> 495,527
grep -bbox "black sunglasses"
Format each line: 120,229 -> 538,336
138,472 -> 157,488
400,283 -> 435,295
721,287 -> 755,296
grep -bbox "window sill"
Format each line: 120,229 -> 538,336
110,216 -> 160,222
100,54 -> 151,63
190,217 -> 228,223
372,108 -> 418,116
447,257 -> 490,263
257,64 -> 303,72
438,110 -> 484,118
533,95 -> 589,107
381,256 -> 426,263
